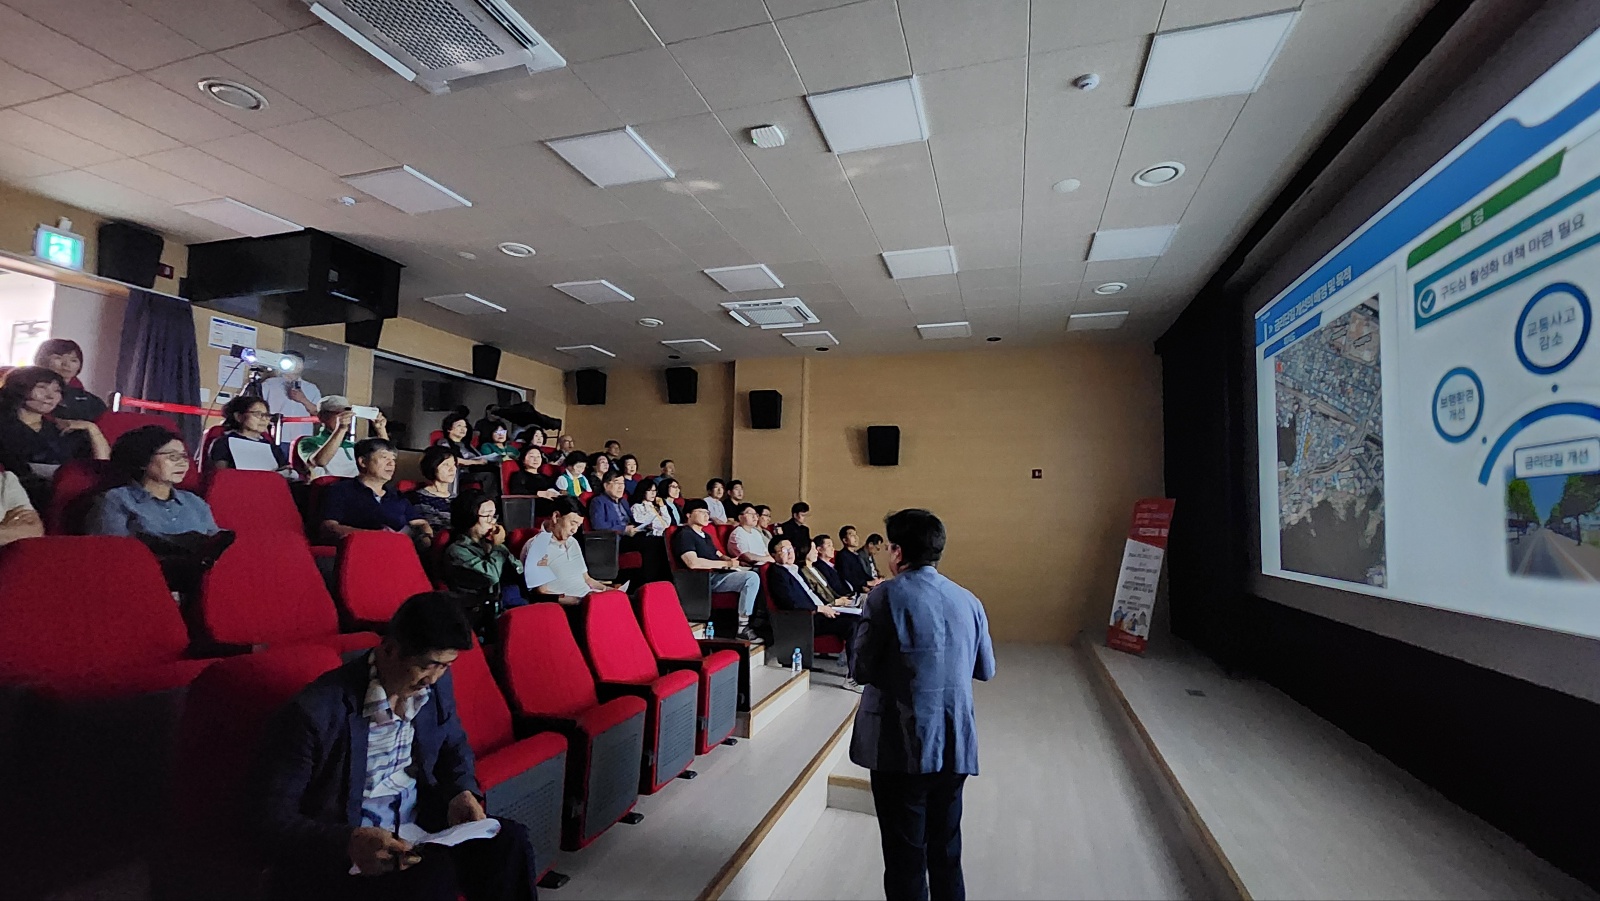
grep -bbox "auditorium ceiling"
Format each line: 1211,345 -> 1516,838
0,0 -> 1433,367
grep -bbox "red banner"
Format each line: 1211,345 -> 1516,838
1106,498 -> 1175,655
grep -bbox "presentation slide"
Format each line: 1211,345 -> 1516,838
1255,31 -> 1600,639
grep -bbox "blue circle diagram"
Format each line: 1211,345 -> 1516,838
1514,282 -> 1591,374
1432,367 -> 1484,443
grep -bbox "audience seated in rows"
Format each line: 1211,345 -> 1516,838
436,413 -> 500,496
208,395 -> 292,474
521,496 -> 611,604
0,365 -> 110,506
507,445 -> 559,517
658,478 -> 686,525
296,395 -> 382,479
728,502 -> 773,566
319,438 -> 431,548
673,498 -> 759,640
836,525 -> 886,593
812,534 -> 862,603
727,479 -> 747,508
0,465 -> 43,546
556,452 -> 590,497
551,433 -> 576,462
589,469 -> 669,581
515,426 -> 547,451
88,425 -> 220,541
35,338 -> 107,423
602,439 -> 622,466
406,446 -> 457,533
441,492 -> 526,609
629,479 -> 671,537
702,478 -> 730,524
766,534 -> 859,687
777,501 -> 811,551
756,504 -> 775,540
253,592 -> 541,900
475,422 -> 516,459
586,451 -> 612,487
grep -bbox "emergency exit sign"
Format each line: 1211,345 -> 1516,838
34,224 -> 84,270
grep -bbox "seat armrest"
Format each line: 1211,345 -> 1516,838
657,657 -> 702,675
511,712 -> 581,741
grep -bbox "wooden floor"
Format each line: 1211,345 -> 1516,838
773,644 -> 1212,900
1090,642 -> 1594,901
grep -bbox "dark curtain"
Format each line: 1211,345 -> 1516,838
116,287 -> 202,447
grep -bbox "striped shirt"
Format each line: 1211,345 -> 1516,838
358,655 -> 430,833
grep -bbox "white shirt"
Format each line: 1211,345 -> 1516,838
260,375 -> 321,445
631,501 -> 669,537
1,471 -> 33,514
522,530 -> 593,597
703,496 -> 728,523
729,525 -> 769,560
359,655 -> 429,833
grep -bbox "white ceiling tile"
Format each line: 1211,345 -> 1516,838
200,132 -> 349,200
16,94 -> 181,157
586,221 -> 676,254
400,87 -> 543,151
885,247 -> 957,281
329,102 -> 469,165
1027,38 -> 1148,124
3,0 -> 203,70
1134,10 -> 1297,108
775,0 -> 910,94
145,54 -> 318,130
136,0 -> 292,50
489,69 -> 625,141
899,0 -> 1029,74
139,146 -> 283,199
257,118 -> 394,175
918,57 -> 1026,136
807,77 -> 929,154
79,75 -> 246,145
765,0 -> 862,19
220,33 -> 396,117
718,96 -> 832,162
0,109 -> 121,167
929,128 -> 1023,215
0,141 -> 72,179
670,24 -> 805,111
1265,0 -> 1420,86
869,216 -> 950,250
84,157 -> 214,204
248,0 -> 320,30
1029,0 -> 1165,54
533,0 -> 664,64
607,180 -> 712,219
573,47 -> 711,124
844,142 -> 943,228
1020,281 -> 1080,306
945,207 -> 1021,247
632,0 -> 771,43
957,240 -> 1021,271
0,58 -> 58,109
0,5 -> 130,90
23,169 -> 161,217
1022,257 -> 1090,287
1160,0 -> 1308,31
1084,258 -> 1158,283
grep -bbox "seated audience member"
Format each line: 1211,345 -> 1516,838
655,459 -> 676,487
209,395 -> 292,474
522,496 -> 610,604
630,479 -> 671,537
835,525 -> 886,593
727,479 -> 746,507
472,403 -> 505,442
34,338 -> 107,423
728,503 -> 773,566
766,536 -> 858,686
863,533 -> 886,579
405,446 -> 457,533
441,492 -> 525,609
603,439 -> 622,464
756,505 -> 775,541
254,592 -> 541,900
702,478 -> 730,524
658,478 -> 686,526
437,413 -> 499,494
517,426 -> 548,453
672,499 -> 759,640
0,466 -> 45,546
475,422 -> 516,459
88,425 -> 220,539
296,396 -> 389,479
813,534 -> 860,601
586,451 -> 612,486
617,454 -> 642,496
591,469 -> 669,581
552,433 -> 576,462
777,502 -> 811,550
555,451 -> 590,497
507,445 -> 559,505
0,366 -> 110,504
319,438 -> 432,546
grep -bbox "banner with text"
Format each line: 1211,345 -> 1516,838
1106,498 -> 1176,655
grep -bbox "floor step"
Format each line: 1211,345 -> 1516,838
737,665 -> 810,738
826,757 -> 873,815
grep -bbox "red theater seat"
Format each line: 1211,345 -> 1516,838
637,582 -> 742,750
95,410 -> 178,445
203,469 -> 304,535
664,524 -> 740,623
198,423 -> 227,466
759,563 -> 823,672
580,590 -> 699,793
197,532 -> 380,655
451,639 -> 566,881
501,458 -> 519,492
45,458 -> 112,534
497,603 -> 646,851
335,530 -> 432,631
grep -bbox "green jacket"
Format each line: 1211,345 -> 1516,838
443,536 -> 521,594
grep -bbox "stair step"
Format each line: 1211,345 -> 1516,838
827,757 -> 874,815
736,665 -> 810,738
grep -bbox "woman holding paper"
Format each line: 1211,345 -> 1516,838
208,395 -> 292,475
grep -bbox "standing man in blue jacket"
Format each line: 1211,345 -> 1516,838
253,592 -> 539,900
850,508 -> 995,901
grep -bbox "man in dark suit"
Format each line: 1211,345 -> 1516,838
254,593 -> 539,900
851,509 -> 995,901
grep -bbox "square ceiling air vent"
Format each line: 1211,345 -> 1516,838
782,330 -> 838,347
343,165 -> 472,214
175,198 -> 302,237
704,263 -> 784,293
553,279 -> 635,304
916,321 -> 972,340
546,126 -> 675,187
423,292 -> 506,315
883,245 -> 958,279
723,297 -> 819,330
1068,311 -> 1129,330
661,338 -> 721,354
554,344 -> 617,359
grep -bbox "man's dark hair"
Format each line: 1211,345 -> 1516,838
619,453 -> 638,468
755,504 -> 771,516
419,445 -> 455,483
768,534 -> 792,555
449,490 -> 496,536
550,496 -> 584,518
354,437 -> 393,463
109,424 -> 183,483
660,459 -> 673,468
866,533 -> 884,546
728,479 -> 743,489
682,498 -> 709,515
564,450 -> 588,468
601,468 -> 625,485
839,525 -> 857,541
791,502 -> 809,516
731,502 -> 754,518
885,508 -> 944,568
706,477 -> 726,492
605,439 -> 620,449
389,592 -> 473,658
813,534 -> 831,549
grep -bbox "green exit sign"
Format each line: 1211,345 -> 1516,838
33,224 -> 85,270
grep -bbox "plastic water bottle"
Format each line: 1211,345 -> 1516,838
791,647 -> 802,673
704,620 -> 714,639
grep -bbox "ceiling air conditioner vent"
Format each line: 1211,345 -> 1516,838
306,0 -> 565,94
722,297 -> 820,330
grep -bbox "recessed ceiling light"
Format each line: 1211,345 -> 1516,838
807,77 -> 929,154
1094,282 -> 1128,295
498,242 -> 536,258
1133,162 -> 1186,187
337,195 -> 357,206
816,346 -> 830,351
342,165 -> 471,214
553,280 -> 634,305
457,251 -> 477,260
1087,226 -> 1178,261
1052,178 -> 1081,194
704,263 -> 784,293
175,197 -> 300,237
1135,11 -> 1298,109
546,126 -> 675,187
667,354 -> 682,360
638,317 -> 663,328
986,336 -> 1002,342
197,78 -> 267,111
882,245 -> 958,280
1068,311 -> 1129,331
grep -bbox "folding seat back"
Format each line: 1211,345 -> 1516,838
637,583 -> 741,752
45,458 -> 112,534
760,563 -> 819,671
638,581 -> 704,661
335,530 -> 432,630
581,590 -> 698,792
582,529 -> 620,582
501,458 -> 519,492
198,533 -> 379,654
94,410 -> 179,445
203,469 -> 303,535
710,523 -> 733,552
500,603 -> 602,720
198,423 -> 227,465
663,524 -> 719,622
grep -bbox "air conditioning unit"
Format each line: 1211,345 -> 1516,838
722,298 -> 820,330
305,0 -> 565,94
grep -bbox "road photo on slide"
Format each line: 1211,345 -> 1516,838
1275,299 -> 1387,586
1506,470 -> 1600,581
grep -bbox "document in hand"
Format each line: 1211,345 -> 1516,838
348,819 -> 502,874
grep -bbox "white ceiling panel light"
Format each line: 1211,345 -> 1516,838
553,279 -> 635,305
1094,282 -> 1128,295
555,344 -> 617,359
704,263 -> 784,293
916,321 -> 972,340
1087,226 -> 1179,262
498,242 -> 536,258
343,165 -> 472,214
175,198 -> 301,237
1068,311 -> 1130,331
661,338 -> 722,354
723,297 -> 819,329
783,330 -> 838,348
807,77 -> 930,155
546,126 -> 675,187
1133,161 -> 1186,187
882,245 -> 958,280
423,292 -> 506,315
1134,11 -> 1298,109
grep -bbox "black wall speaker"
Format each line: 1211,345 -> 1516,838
96,221 -> 164,289
471,344 -> 502,381
664,366 -> 698,404
749,390 -> 783,430
867,425 -> 900,466
574,369 -> 607,406
344,319 -> 384,349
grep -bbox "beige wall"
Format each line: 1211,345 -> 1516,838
563,363 -> 732,490
551,345 -> 1165,644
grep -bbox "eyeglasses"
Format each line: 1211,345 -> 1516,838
156,451 -> 190,462
478,511 -> 498,520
